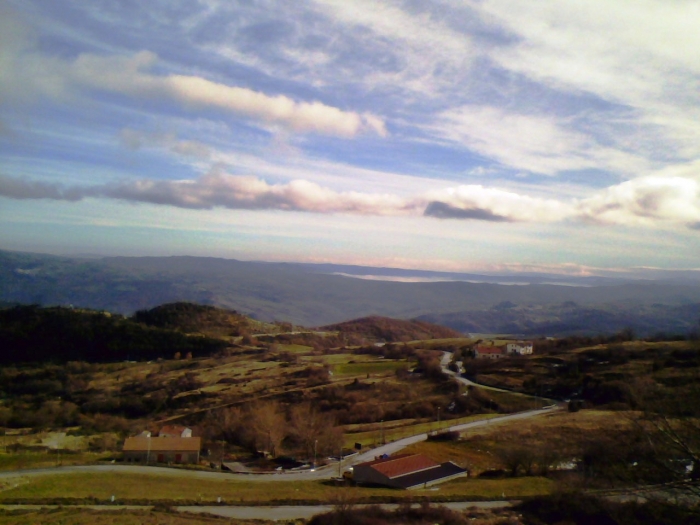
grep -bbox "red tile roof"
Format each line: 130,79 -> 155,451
360,454 -> 439,479
475,346 -> 505,355
123,436 -> 201,452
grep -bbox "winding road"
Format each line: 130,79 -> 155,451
0,352 -> 562,519
0,352 -> 560,483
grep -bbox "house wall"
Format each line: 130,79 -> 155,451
506,342 -> 533,355
404,470 -> 468,489
475,351 -> 505,359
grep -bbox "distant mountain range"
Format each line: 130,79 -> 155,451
1,249 -> 699,337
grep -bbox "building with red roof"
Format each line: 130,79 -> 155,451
474,345 -> 507,359
352,453 -> 467,489
123,435 -> 200,464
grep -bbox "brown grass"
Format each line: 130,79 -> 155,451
402,409 -> 627,473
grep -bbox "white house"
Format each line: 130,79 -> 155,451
506,341 -> 534,355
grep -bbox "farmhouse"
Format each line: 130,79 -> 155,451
506,341 -> 533,355
352,453 -> 467,489
122,434 -> 201,464
474,341 -> 534,359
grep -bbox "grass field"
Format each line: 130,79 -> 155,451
0,508 -> 270,525
401,409 -> 624,473
342,413 -> 501,449
275,343 -> 313,353
0,472 -> 553,504
0,452 -> 110,472
407,338 -> 476,347
333,361 -> 407,377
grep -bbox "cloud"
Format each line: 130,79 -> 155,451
0,172 -> 416,216
424,202 -> 512,222
0,174 -> 91,201
311,0 -> 474,94
0,30 -> 387,139
577,174 -> 700,227
476,0 -> 700,159
70,51 -> 387,138
119,129 -> 211,159
433,105 -> 647,175
424,184 -> 573,223
101,171 -> 415,214
2,165 -> 698,229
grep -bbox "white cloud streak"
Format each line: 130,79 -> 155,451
423,185 -> 572,223
1,34 -> 386,138
0,172 -> 417,215
72,51 -> 386,138
434,105 -> 648,175
310,0 -> 474,95
578,173 -> 700,227
3,165 -> 699,229
475,0 -> 700,159
119,129 -> 212,159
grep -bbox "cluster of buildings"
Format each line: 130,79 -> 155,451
122,425 -> 201,465
474,340 -> 533,360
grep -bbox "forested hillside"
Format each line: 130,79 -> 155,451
0,305 -> 227,363
319,315 -> 462,342
132,302 -> 278,337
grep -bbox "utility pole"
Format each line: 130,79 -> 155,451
146,434 -> 151,465
380,420 -> 384,445
437,407 -> 441,430
313,439 -> 317,469
338,444 -> 342,478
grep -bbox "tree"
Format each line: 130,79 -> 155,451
203,406 -> 246,445
289,404 -> 343,462
248,401 -> 286,457
572,376 -> 700,496
625,377 -> 700,493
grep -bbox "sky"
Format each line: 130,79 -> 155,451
1,0 -> 699,278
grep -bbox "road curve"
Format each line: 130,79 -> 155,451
0,352 -> 561,483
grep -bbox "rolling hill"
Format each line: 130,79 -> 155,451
1,249 -> 699,336
319,315 -> 462,342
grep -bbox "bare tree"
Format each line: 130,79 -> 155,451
625,377 -> 700,495
496,445 -> 537,477
248,401 -> 286,457
289,404 -> 343,462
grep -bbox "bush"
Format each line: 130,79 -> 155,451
427,430 -> 460,441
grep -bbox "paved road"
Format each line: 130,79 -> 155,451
177,501 -> 513,520
0,501 -> 514,521
440,352 -> 521,393
347,406 -> 559,467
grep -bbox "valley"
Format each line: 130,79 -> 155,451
0,299 -> 698,523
